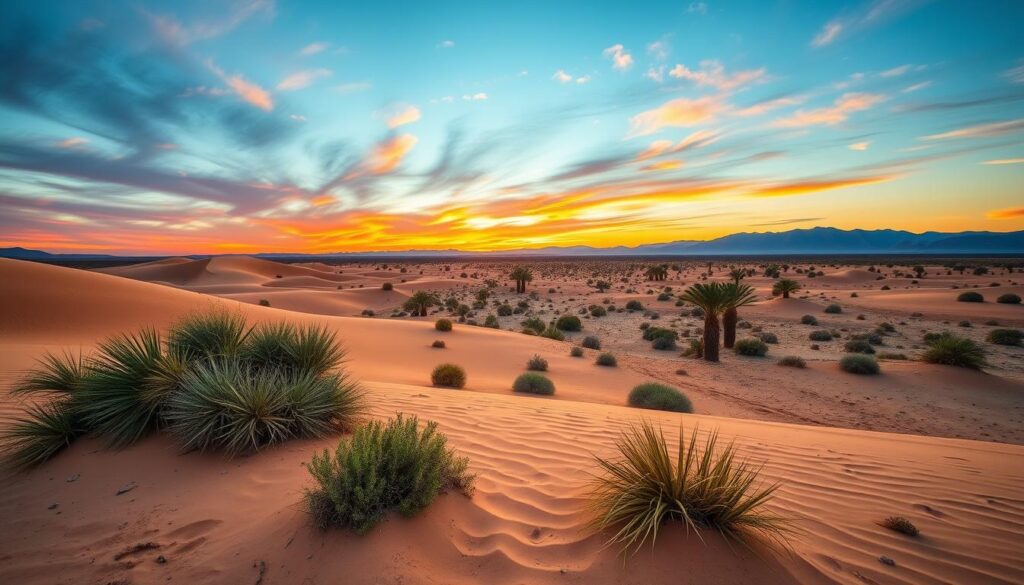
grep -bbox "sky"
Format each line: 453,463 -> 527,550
0,0 -> 1022,255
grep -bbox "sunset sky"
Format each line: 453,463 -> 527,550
1,0 -> 1022,255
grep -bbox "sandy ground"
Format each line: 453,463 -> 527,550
1,257 -> 1023,585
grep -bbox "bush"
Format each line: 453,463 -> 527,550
512,372 -> 555,395
801,315 -> 818,326
922,334 -> 986,369
651,336 -> 677,351
431,340 -> 446,349
777,356 -> 806,368
879,516 -> 919,537
588,422 -> 785,553
734,338 -> 769,357
755,332 -> 778,344
304,415 -> 473,533
824,304 -> 842,314
169,311 -> 249,362
957,292 -> 984,303
483,315 -> 499,328
570,346 -> 584,357
844,339 -> 875,354
526,354 -> 549,371
258,299 -> 271,307
642,327 -> 678,342
625,300 -> 644,311
382,282 -> 393,291
497,304 -> 513,316
589,305 -> 607,317
682,339 -> 704,358
435,318 -> 453,332
581,335 -> 602,350
540,326 -> 565,341
988,328 -> 1023,346
839,355 -> 880,375
241,322 -> 344,377
809,330 -> 833,342
876,352 -> 907,360
627,383 -> 692,413
520,317 -> 545,335
430,363 -> 466,388
997,293 -> 1021,304
595,353 -> 618,367
555,315 -> 582,331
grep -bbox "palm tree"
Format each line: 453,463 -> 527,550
510,266 -> 533,293
728,268 -> 746,284
680,282 -> 730,362
721,283 -> 757,349
772,278 -> 801,299
404,291 -> 439,316
645,265 -> 668,281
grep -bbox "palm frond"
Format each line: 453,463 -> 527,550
13,352 -> 86,396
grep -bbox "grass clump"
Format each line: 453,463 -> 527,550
595,352 -> 618,367
777,356 -> 806,368
987,328 -> 1022,346
922,333 -> 986,369
555,315 -> 582,331
876,352 -> 908,360
435,318 -> 453,332
430,363 -> 466,388
801,315 -> 818,326
627,383 -> 692,413
526,354 -> 549,371
588,422 -> 786,554
540,326 -> 565,341
304,415 -> 474,534
957,291 -> 984,303
809,330 -> 833,342
844,339 -> 875,354
734,338 -> 769,357
581,335 -> 602,350
512,372 -> 556,395
878,516 -> 919,537
839,354 -> 880,375
570,346 -> 584,357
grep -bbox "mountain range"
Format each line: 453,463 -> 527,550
3,228 -> 1023,260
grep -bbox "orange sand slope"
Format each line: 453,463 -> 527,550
1,258 -> 1023,585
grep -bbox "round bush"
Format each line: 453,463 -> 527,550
922,334 -> 986,369
651,336 -> 677,351
997,293 -> 1021,304
435,318 -> 453,332
512,373 -> 555,395
844,339 -> 875,354
840,355 -> 880,375
801,314 -> 818,326
595,353 -> 618,367
570,346 -> 584,357
957,292 -> 984,303
777,355 -> 806,368
382,282 -> 393,291
258,299 -> 271,307
625,300 -> 644,311
589,305 -> 607,317
555,315 -> 582,331
497,304 -> 513,316
431,363 -> 466,388
809,330 -> 833,342
581,335 -> 602,350
526,354 -> 549,371
987,328 -> 1023,346
756,332 -> 778,344
734,338 -> 769,357
824,304 -> 842,314
431,340 -> 446,349
628,383 -> 693,413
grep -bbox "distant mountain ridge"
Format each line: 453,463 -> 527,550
3,228 -> 1023,260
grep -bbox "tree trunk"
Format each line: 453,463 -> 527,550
703,314 -> 721,362
722,307 -> 737,349
783,290 -> 790,299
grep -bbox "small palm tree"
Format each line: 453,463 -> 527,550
772,279 -> 801,299
644,265 -> 668,281
722,283 -> 757,349
404,291 -> 439,316
728,268 -> 746,284
680,282 -> 731,362
510,266 -> 533,293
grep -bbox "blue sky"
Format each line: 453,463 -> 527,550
1,0 -> 1022,254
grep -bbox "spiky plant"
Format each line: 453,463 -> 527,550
589,421 -> 786,554
510,266 -> 534,293
771,279 -> 801,299
74,328 -> 165,448
680,282 -> 731,362
404,291 -> 439,317
168,311 -> 249,362
241,322 -> 345,377
1,399 -> 84,469
12,352 -> 86,396
728,268 -> 746,285
721,283 -> 757,349
304,415 -> 474,533
645,265 -> 668,281
921,333 -> 986,370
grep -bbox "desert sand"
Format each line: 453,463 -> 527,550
2,257 -> 1024,584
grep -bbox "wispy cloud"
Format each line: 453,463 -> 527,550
462,93 -> 488,100
880,64 -> 912,77
387,105 -> 422,128
922,119 -> 1024,140
902,81 -> 932,93
627,97 -> 723,137
336,81 -> 372,94
277,68 -> 332,91
437,40 -> 455,49
55,137 -> 89,149
299,42 -> 329,56
735,95 -> 806,116
849,141 -> 870,151
811,22 -> 843,48
811,0 -> 926,48
1004,62 -> 1024,84
367,134 -> 418,174
771,93 -> 884,127
982,158 -> 1024,165
669,60 -> 766,91
147,0 -> 275,46
207,60 -> 274,111
987,207 -> 1024,219
603,44 -> 634,71
688,2 -> 708,15
754,175 -> 893,197
552,69 -> 573,83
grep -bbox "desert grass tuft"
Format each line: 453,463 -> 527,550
878,516 -> 919,537
921,333 -> 986,369
1,399 -> 84,469
168,311 -> 249,362
627,383 -> 692,412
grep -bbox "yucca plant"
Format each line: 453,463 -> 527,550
74,328 -> 165,448
728,267 -> 746,284
12,352 -> 86,396
680,283 -> 730,362
1,398 -> 84,469
304,414 -> 474,533
167,311 -> 250,362
771,279 -> 801,299
241,322 -> 345,377
589,421 -> 786,555
721,283 -> 757,349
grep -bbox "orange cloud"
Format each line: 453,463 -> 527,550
208,60 -> 273,111
628,97 -> 721,137
987,207 -> 1024,219
368,134 -> 418,174
641,160 -> 683,171
924,119 -> 1024,140
771,93 -> 883,128
277,69 -> 332,91
387,105 -> 422,128
55,137 -> 88,149
668,60 -> 766,91
753,175 -> 892,197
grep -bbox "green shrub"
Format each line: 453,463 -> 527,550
512,372 -> 555,395
430,363 -> 466,388
876,352 -> 908,360
540,326 -> 565,341
801,315 -> 818,326
839,355 -> 880,375
581,335 -> 602,350
627,383 -> 692,413
1,399 -> 83,469
987,328 -> 1023,346
755,332 -> 778,344
258,299 -> 271,307
682,339 -> 704,358
922,334 -> 986,369
555,315 -> 582,331
642,327 -> 678,342
435,318 -> 453,332
809,330 -> 833,342
652,336 -> 677,351
241,323 -> 345,377
304,415 -> 473,533
625,300 -> 644,311
520,317 -> 545,335
589,305 -> 607,317
957,292 -> 984,303
996,293 -> 1021,304
483,315 -> 499,328
526,354 -> 549,371
844,339 -> 875,354
595,353 -> 618,367
588,422 -> 785,553
382,282 -> 393,291
734,338 -> 769,357
168,311 -> 249,362
570,346 -> 584,357
777,356 -> 806,368
824,304 -> 842,314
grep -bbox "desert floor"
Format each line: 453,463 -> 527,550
1,256 -> 1023,584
